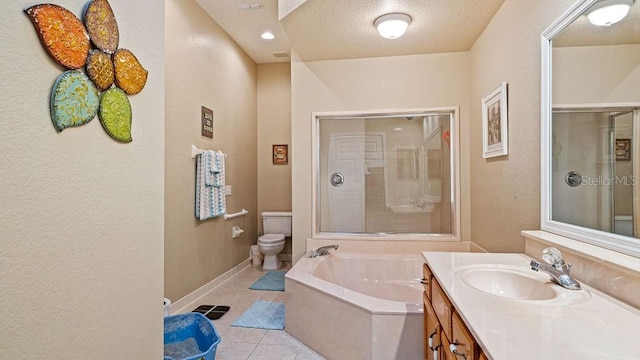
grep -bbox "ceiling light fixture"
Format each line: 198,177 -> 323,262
261,31 -> 275,40
374,13 -> 411,39
586,0 -> 634,26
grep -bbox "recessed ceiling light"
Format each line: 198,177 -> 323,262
261,32 -> 275,40
237,2 -> 264,11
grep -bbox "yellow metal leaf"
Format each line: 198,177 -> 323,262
113,49 -> 148,95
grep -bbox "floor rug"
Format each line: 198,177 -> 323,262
231,300 -> 285,330
248,271 -> 286,291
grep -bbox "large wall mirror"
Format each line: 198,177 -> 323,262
542,0 -> 640,257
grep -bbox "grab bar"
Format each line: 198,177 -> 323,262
224,209 -> 248,220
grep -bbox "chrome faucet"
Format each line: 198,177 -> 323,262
308,244 -> 339,258
530,247 -> 581,290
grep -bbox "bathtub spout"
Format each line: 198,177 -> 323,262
308,245 -> 339,258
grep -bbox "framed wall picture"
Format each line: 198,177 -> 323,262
273,144 -> 288,164
482,82 -> 508,158
201,106 -> 213,138
616,139 -> 631,161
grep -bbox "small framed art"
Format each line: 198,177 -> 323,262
616,139 -> 631,161
273,144 -> 288,164
482,82 -> 508,158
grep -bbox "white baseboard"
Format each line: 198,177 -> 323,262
170,258 -> 251,315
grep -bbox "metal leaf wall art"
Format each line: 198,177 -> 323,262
25,0 -> 148,143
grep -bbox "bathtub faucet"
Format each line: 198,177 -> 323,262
308,245 -> 339,258
530,247 -> 581,290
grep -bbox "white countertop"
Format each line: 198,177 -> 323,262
422,251 -> 640,360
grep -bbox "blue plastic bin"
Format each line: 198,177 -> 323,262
164,312 -> 221,360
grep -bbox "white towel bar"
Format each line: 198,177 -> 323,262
224,209 -> 248,220
191,145 -> 227,159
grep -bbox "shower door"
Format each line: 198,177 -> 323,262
327,134 -> 367,232
324,133 -> 385,232
552,109 -> 637,236
552,111 -> 613,231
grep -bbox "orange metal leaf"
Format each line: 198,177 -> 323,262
113,49 -> 148,95
83,0 -> 119,54
25,4 -> 90,69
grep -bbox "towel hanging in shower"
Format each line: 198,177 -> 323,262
195,150 -> 226,220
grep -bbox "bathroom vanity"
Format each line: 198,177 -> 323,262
422,252 -> 640,360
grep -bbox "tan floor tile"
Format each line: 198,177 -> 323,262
247,343 -> 298,360
260,330 -> 302,349
216,341 -> 257,360
295,346 -> 326,360
224,326 -> 268,344
181,262 -> 328,359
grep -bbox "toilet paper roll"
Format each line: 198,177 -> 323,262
163,297 -> 171,316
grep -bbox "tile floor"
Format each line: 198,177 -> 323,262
181,262 -> 326,360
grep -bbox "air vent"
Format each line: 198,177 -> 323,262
272,51 -> 289,58
237,2 -> 264,11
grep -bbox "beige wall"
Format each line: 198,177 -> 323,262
553,44 -> 640,104
469,0 -> 575,253
165,0 -> 258,301
257,63 -> 292,253
1,1 -> 164,358
291,52 -> 471,261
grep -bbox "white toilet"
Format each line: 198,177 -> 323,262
258,211 -> 291,270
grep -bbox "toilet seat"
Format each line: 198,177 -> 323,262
258,234 -> 285,244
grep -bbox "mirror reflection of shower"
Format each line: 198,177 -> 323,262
552,107 -> 638,238
317,111 -> 454,235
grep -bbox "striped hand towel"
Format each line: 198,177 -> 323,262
195,150 -> 226,220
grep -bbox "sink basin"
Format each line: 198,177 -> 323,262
453,264 -> 592,304
455,266 -> 557,300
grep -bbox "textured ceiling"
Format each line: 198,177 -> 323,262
281,0 -> 506,61
195,0 -> 292,64
554,3 -> 640,47
195,0 -> 507,63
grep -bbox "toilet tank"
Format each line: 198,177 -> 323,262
262,211 -> 292,236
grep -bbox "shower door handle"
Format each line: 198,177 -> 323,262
330,172 -> 344,187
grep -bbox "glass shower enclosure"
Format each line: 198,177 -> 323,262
316,111 -> 455,235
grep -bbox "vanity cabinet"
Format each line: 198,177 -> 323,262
423,263 -> 486,360
423,291 -> 443,359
